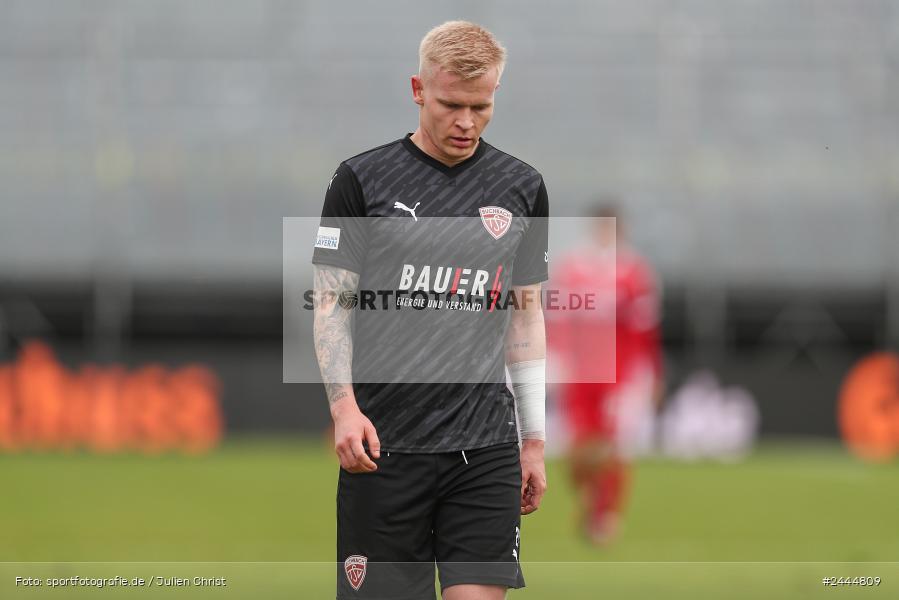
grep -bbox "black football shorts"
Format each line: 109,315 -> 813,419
336,442 -> 525,599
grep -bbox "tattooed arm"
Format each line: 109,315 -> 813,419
312,265 -> 359,406
313,264 -> 380,472
504,283 -> 546,365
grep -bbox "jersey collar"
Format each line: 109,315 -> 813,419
401,133 -> 487,178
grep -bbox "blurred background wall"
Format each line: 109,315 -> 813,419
1,0 -> 897,439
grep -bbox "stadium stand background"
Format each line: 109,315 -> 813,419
1,0 -> 897,437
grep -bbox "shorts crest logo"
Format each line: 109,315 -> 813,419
479,206 -> 512,240
344,555 -> 367,591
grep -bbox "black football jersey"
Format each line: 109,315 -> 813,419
312,134 -> 548,452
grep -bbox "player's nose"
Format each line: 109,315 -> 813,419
456,112 -> 474,131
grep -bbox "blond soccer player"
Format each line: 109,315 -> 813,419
313,21 -> 549,600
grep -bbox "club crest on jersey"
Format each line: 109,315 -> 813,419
479,206 -> 512,240
344,555 -> 367,591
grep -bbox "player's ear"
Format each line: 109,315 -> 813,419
411,75 -> 424,106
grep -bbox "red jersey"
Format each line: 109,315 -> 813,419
548,244 -> 662,385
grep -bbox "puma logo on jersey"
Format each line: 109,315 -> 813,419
394,201 -> 421,221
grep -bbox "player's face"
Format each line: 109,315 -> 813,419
593,218 -> 619,249
411,65 -> 500,165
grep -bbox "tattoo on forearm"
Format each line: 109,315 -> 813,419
313,265 -> 359,405
327,388 -> 349,404
504,290 -> 546,362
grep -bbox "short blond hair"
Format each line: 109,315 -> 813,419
419,21 -> 507,80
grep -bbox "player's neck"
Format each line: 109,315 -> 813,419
410,128 -> 478,167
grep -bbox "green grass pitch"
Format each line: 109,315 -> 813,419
1,438 -> 897,598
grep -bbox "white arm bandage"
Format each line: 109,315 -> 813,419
509,359 -> 546,440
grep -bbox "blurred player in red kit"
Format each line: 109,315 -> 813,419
548,204 -> 663,545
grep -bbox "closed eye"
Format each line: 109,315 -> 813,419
438,100 -> 492,111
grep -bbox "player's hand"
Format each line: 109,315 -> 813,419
520,439 -> 547,515
331,396 -> 381,473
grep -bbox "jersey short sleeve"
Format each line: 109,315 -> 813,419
311,162 -> 368,273
511,177 -> 549,285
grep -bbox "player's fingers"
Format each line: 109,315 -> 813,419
351,436 -> 377,472
335,445 -> 354,472
522,490 -> 539,515
520,473 -> 544,514
337,437 -> 364,473
520,468 -> 531,500
520,474 -> 533,512
365,423 -> 381,459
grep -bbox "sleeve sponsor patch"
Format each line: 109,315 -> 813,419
315,226 -> 341,250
